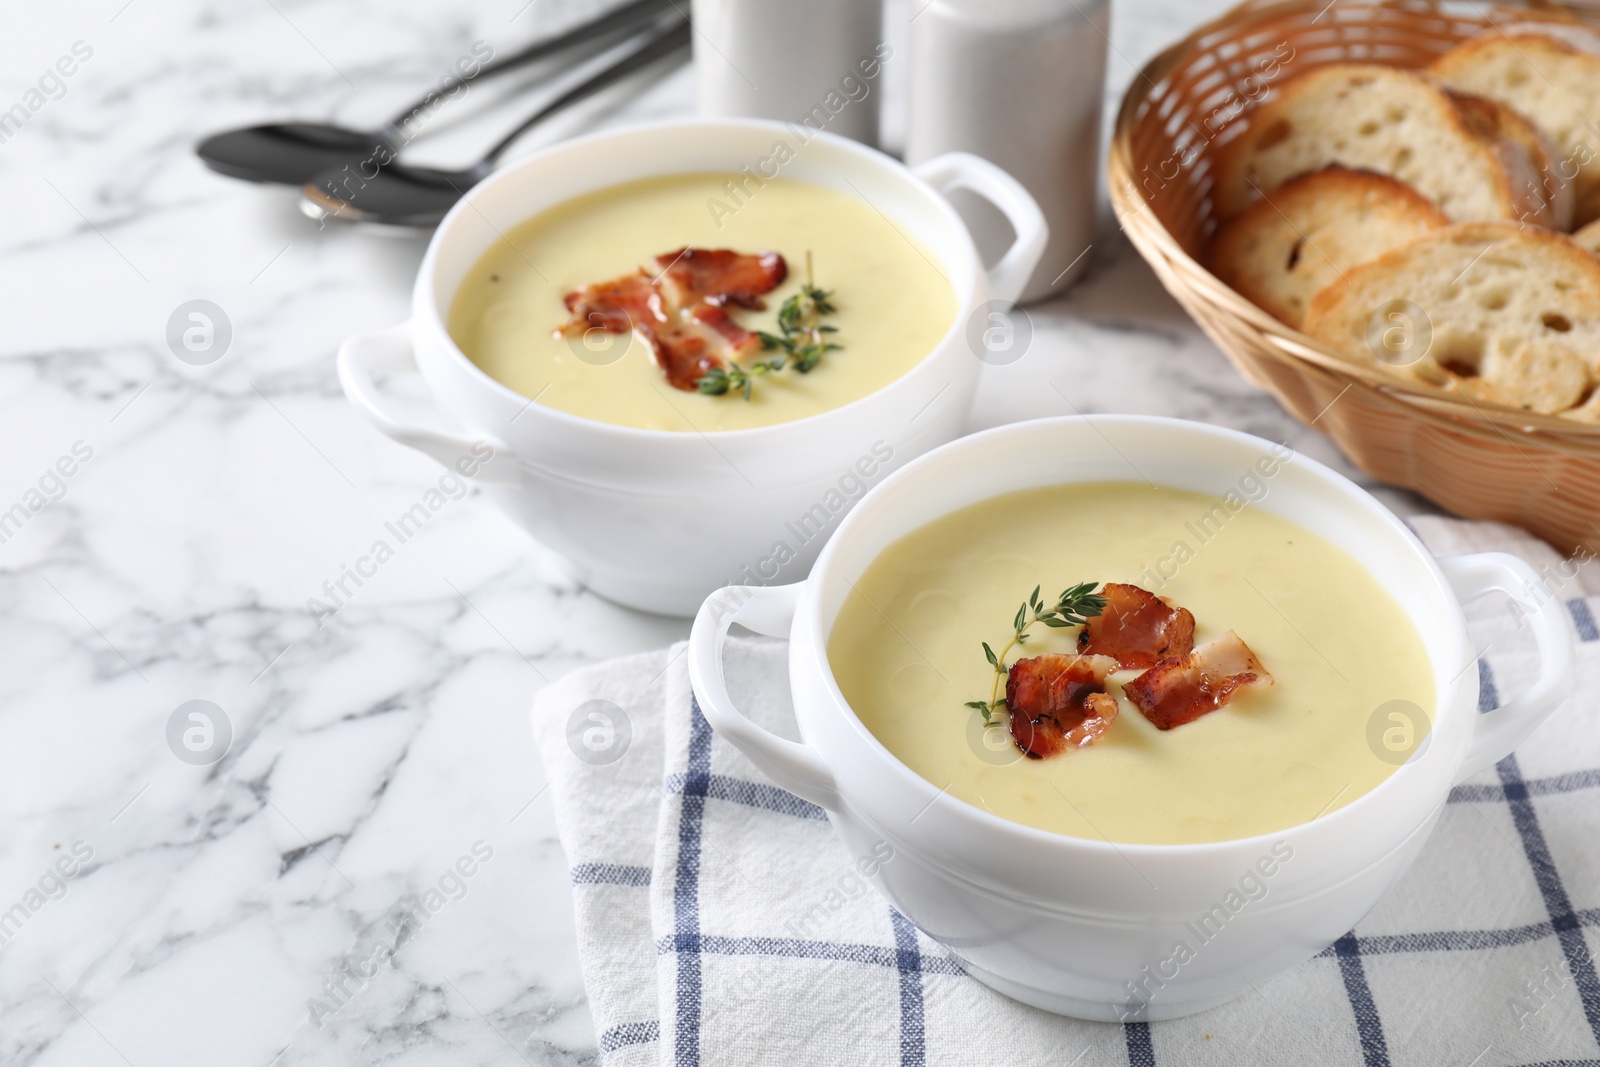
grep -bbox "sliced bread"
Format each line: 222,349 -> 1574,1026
1303,222 -> 1600,416
1207,165 -> 1449,328
1446,89 -> 1573,230
1212,64 -> 1552,227
1431,25 -> 1600,226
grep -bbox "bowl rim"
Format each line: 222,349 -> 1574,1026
798,413 -> 1469,857
411,116 -> 982,442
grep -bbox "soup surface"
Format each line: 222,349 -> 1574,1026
827,482 -> 1434,845
448,173 -> 956,432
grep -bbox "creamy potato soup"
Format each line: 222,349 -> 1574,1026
827,482 -> 1434,845
448,173 -> 956,432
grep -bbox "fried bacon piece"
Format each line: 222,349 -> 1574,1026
655,247 -> 787,310
561,269 -> 661,335
1123,631 -> 1274,731
688,302 -> 762,360
648,321 -> 723,391
1004,653 -> 1121,758
556,249 -> 788,391
1077,582 -> 1196,671
644,304 -> 775,390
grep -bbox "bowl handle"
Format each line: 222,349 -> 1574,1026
688,583 -> 840,811
1441,552 -> 1577,782
912,151 -> 1048,306
337,322 -> 516,484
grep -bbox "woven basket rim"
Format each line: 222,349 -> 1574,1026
1108,0 -> 1600,453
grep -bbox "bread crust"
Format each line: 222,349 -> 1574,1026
1303,222 -> 1600,416
1207,165 -> 1448,328
1431,29 -> 1600,226
1213,63 -> 1555,227
1445,90 -> 1573,230
1574,218 -> 1600,257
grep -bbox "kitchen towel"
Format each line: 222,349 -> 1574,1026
530,515 -> 1600,1066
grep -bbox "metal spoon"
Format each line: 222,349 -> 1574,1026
195,0 -> 676,186
300,17 -> 690,229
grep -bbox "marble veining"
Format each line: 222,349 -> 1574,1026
0,0 -> 1440,1063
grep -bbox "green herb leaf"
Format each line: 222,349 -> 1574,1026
962,581 -> 1108,729
696,251 -> 843,399
697,369 -> 731,396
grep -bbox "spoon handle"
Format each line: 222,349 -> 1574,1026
481,17 -> 692,166
381,0 -> 680,132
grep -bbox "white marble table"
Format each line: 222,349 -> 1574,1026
0,1 -> 1439,1063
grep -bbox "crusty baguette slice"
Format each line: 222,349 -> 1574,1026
1303,222 -> 1600,417
1212,64 -> 1552,227
1207,166 -> 1449,328
1431,25 -> 1600,226
1446,89 -> 1573,231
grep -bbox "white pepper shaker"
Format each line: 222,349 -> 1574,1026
692,0 -> 888,146
906,0 -> 1110,303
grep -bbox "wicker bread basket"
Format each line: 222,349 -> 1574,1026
1109,0 -> 1600,556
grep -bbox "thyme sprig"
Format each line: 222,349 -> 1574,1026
964,582 -> 1107,726
697,252 -> 841,399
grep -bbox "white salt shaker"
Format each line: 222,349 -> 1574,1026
906,0 -> 1109,303
692,0 -> 888,146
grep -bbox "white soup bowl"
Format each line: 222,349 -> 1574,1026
688,415 -> 1576,1020
336,118 -> 1046,615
